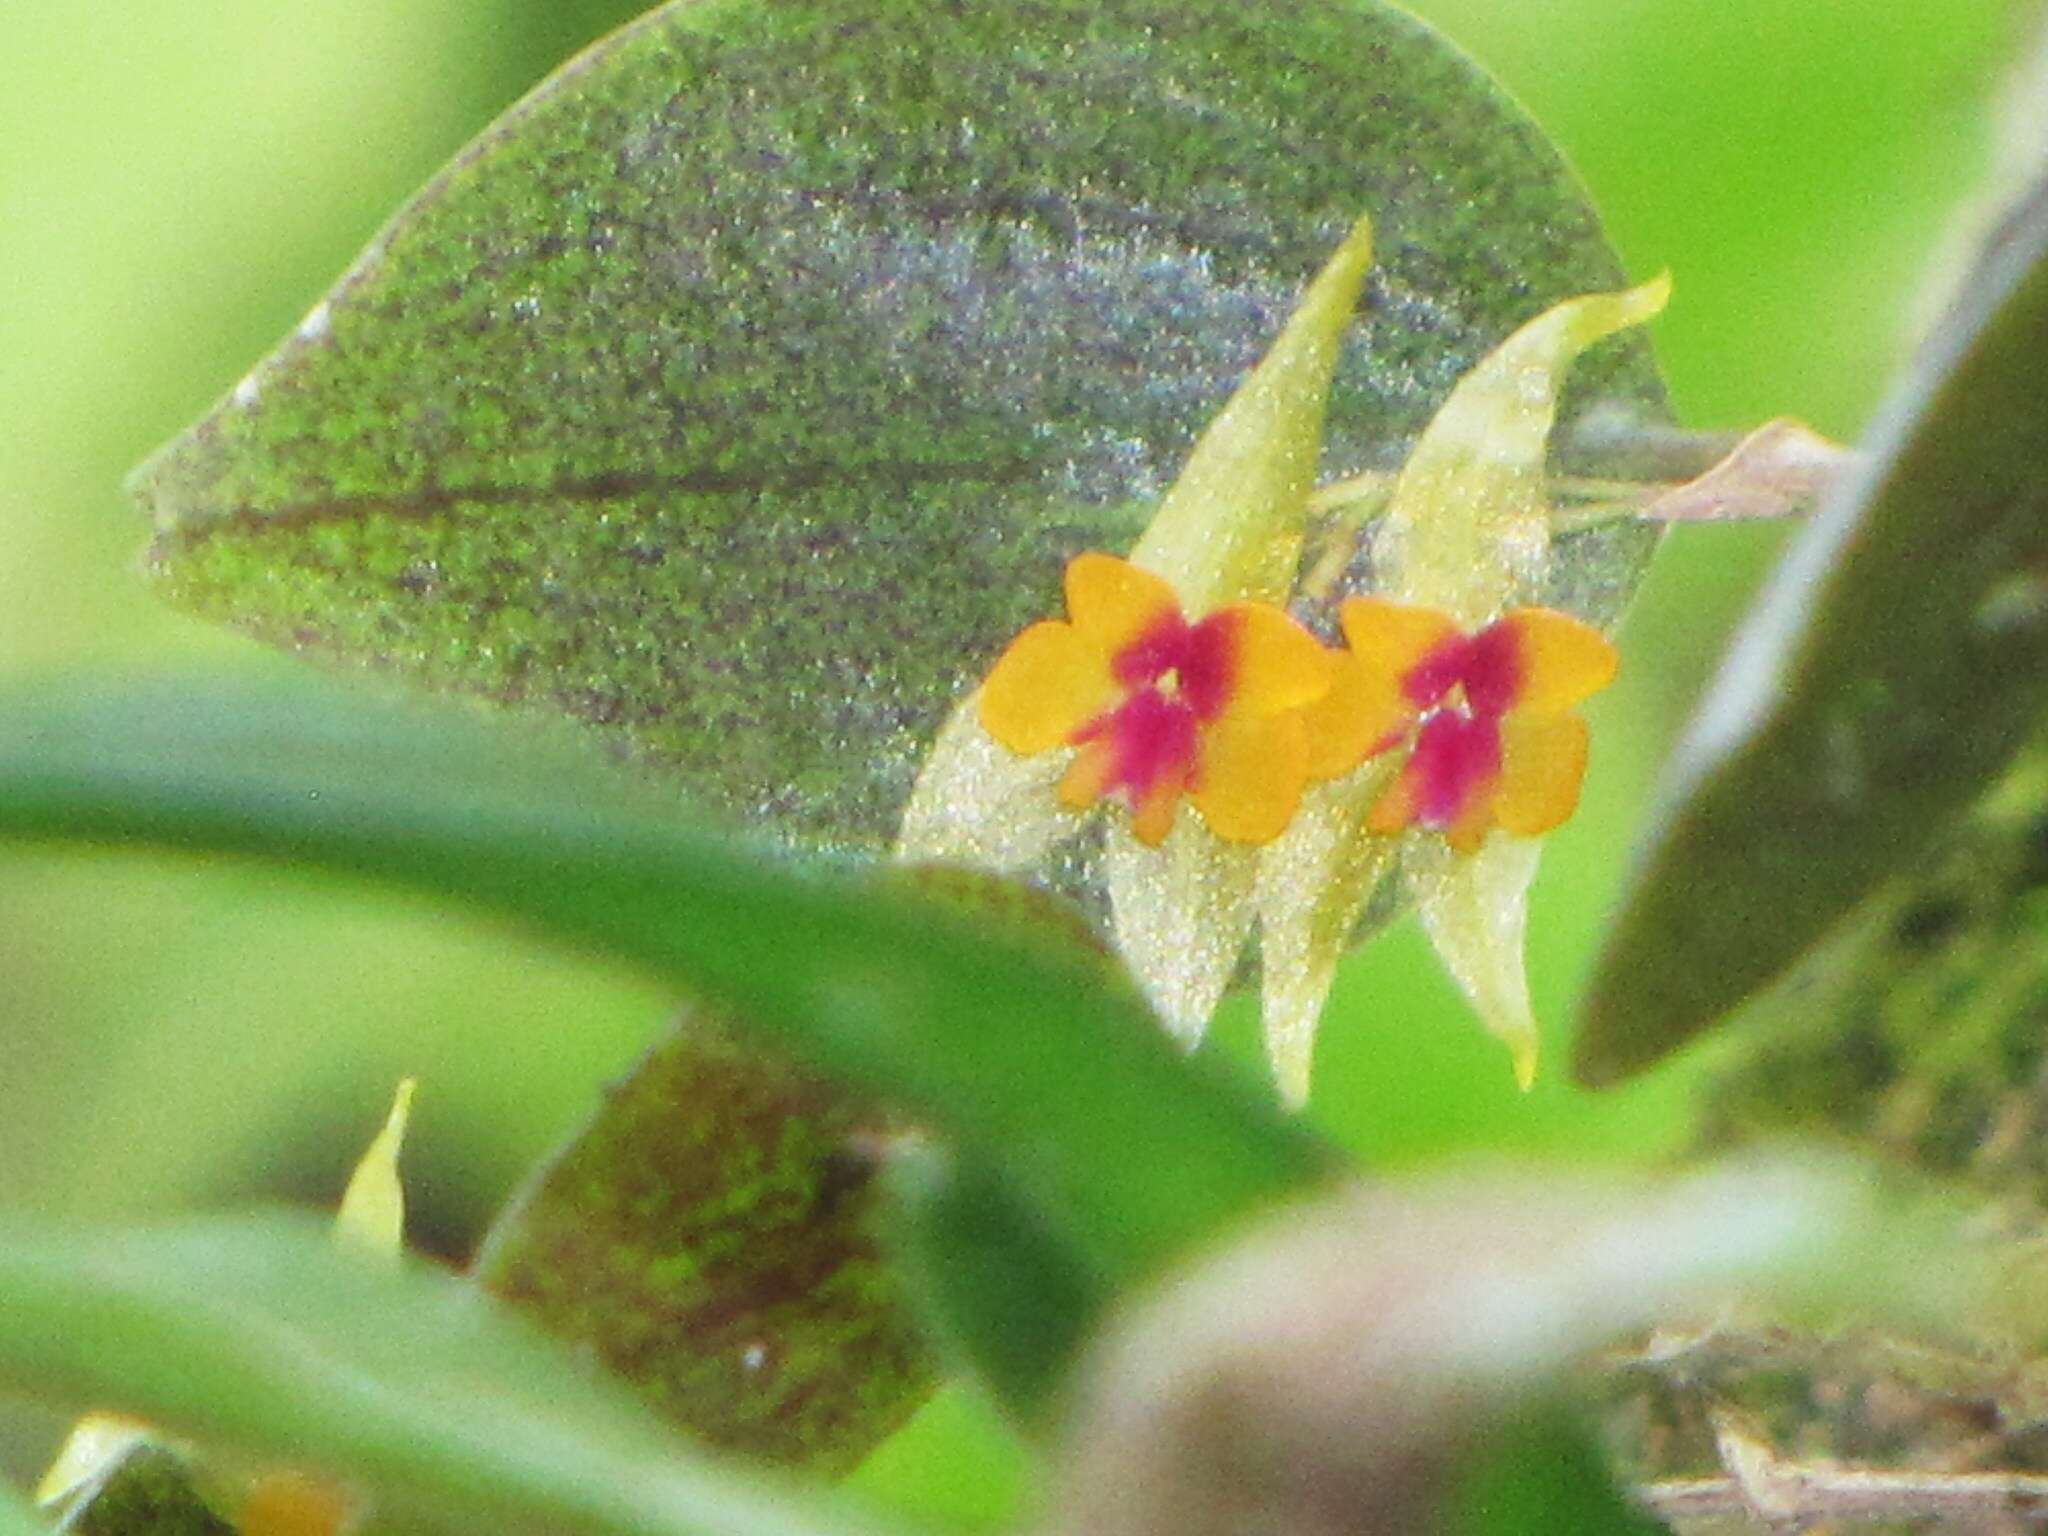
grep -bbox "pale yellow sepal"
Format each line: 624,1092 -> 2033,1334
1132,215 -> 1374,611
1407,835 -> 1544,1090
896,697 -> 1079,869
1254,764 -> 1401,1108
334,1077 -> 415,1261
1105,818 -> 1259,1047
1079,219 -> 1372,1045
36,1413 -> 155,1507
1375,273 -> 1670,624
898,221 -> 1373,1056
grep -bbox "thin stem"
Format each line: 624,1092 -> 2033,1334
1633,1407 -> 2048,1529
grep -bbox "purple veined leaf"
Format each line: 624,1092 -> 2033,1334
136,0 -> 1673,866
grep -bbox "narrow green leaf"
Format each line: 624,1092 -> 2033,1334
137,0 -> 1670,874
1578,177 -> 2048,1086
0,670 -> 1332,1291
0,1212 -> 880,1536
887,1148 -> 1112,1424
471,1010 -> 930,1475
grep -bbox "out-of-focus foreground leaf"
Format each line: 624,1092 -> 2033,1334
1037,1160 -> 1910,1536
0,1212 -> 878,1536
1577,177 -> 2048,1086
468,862 -> 1133,1461
1444,1406 -> 1660,1536
470,1011 -> 929,1475
137,0 -> 1670,874
0,670 -> 1331,1310
0,1491 -> 45,1536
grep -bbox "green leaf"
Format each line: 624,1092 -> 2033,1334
0,668 -> 1332,1301
0,1212 -> 878,1536
137,0 -> 1670,871
1445,1404 -> 1661,1536
0,1492 -> 37,1536
887,1147 -> 1112,1424
1577,177 -> 2048,1086
1692,754 -> 2048,1199
470,1010 -> 931,1476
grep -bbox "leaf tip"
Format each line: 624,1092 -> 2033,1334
333,1077 -> 415,1261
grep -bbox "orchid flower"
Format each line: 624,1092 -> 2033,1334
905,212 -> 1665,1105
900,214 -> 1375,1038
1259,276 -> 1666,1101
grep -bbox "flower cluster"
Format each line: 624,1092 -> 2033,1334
901,212 -> 1666,1104
979,568 -> 1615,862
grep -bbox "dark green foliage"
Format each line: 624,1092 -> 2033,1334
1697,765 -> 2048,1206
1446,1404 -> 1662,1536
51,1449 -> 232,1536
1580,179 -> 2048,1085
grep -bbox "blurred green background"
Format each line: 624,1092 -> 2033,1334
0,0 -> 2025,1512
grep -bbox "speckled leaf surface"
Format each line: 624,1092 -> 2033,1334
1577,179 -> 2048,1087
471,1012 -> 927,1476
137,0 -> 1669,860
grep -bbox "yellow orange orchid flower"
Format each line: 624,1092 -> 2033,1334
1260,275 -> 1667,1101
900,214 -> 1374,1041
978,553 -> 1333,848
1328,599 -> 1618,853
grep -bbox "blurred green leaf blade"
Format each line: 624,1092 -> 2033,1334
0,1487 -> 46,1536
471,1010 -> 930,1475
887,1147 -> 1114,1425
0,1211 -> 879,1536
0,668 -> 1332,1295
1445,1405 -> 1661,1536
137,0 -> 1670,872
1578,178 -> 2048,1086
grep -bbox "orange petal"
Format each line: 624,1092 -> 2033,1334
239,1472 -> 355,1536
1058,738 -> 1115,809
1494,709 -> 1590,836
1064,551 -> 1182,655
1190,712 -> 1309,845
1218,602 -> 1333,718
1129,777 -> 1183,847
1300,649 -> 1409,779
1365,756 -> 1421,837
1498,608 -> 1617,711
1443,798 -> 1494,854
1338,597 -> 1459,694
980,621 -> 1116,754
